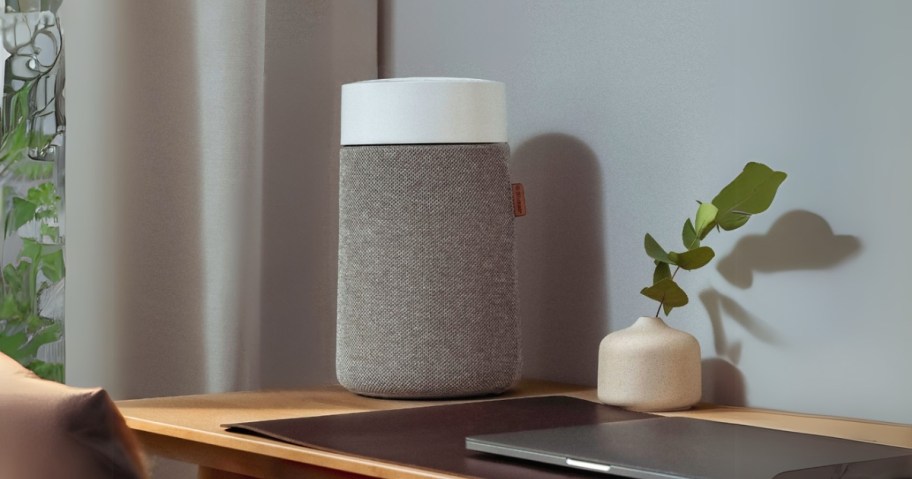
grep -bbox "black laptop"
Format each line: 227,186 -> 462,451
466,417 -> 912,479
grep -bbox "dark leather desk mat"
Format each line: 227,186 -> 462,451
224,395 -> 654,478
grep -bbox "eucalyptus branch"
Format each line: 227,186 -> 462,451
640,163 -> 787,318
655,266 -> 682,318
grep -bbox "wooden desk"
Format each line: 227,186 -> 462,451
117,380 -> 912,479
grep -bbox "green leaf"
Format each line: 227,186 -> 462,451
641,277 -> 689,316
40,249 -> 65,283
645,234 -> 674,264
0,84 -> 32,167
35,208 -> 56,221
40,224 -> 59,241
14,160 -> 54,181
0,332 -> 28,359
15,320 -> 61,360
29,132 -> 57,151
712,162 -> 787,231
682,218 -> 699,250
21,237 -> 42,261
675,246 -> 715,270
3,263 -> 24,292
0,295 -> 21,318
29,360 -> 64,382
695,202 -> 718,239
7,197 -> 37,234
27,182 -> 59,207
653,261 -> 671,284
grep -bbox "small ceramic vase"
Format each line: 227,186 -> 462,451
597,316 -> 701,412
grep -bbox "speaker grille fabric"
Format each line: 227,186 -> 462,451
337,143 -> 520,398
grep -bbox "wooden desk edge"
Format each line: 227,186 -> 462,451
129,426 -> 464,479
119,380 -> 590,479
118,382 -> 912,479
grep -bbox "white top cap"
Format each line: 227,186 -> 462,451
341,77 -> 507,145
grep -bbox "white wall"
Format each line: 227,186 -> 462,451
382,0 -> 912,424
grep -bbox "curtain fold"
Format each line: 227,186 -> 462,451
62,0 -> 377,405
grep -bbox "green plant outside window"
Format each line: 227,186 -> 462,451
0,1 -> 65,381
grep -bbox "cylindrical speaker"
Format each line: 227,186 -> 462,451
336,78 -> 521,398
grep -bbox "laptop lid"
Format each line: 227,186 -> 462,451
466,417 -> 912,479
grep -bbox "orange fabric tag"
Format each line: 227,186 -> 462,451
512,183 -> 526,217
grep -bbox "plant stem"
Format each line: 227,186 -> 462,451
656,266 -> 683,318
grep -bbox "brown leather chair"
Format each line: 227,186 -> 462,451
0,353 -> 147,479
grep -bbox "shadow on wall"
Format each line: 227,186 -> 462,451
701,358 -> 746,407
700,209 -> 861,405
258,0 -> 367,389
717,210 -> 861,289
701,289 -> 785,364
511,134 -> 607,386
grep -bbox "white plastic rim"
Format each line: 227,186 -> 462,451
341,77 -> 507,145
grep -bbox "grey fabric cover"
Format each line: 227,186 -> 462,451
0,353 -> 147,479
337,143 -> 520,398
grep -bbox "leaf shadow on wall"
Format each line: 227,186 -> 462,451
717,210 -> 861,288
511,134 -> 606,386
701,209 -> 861,405
700,290 -> 780,407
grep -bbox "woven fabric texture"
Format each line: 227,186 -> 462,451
337,143 -> 520,398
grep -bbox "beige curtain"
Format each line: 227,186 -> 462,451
61,0 -> 377,402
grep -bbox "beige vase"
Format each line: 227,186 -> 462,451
597,316 -> 701,412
